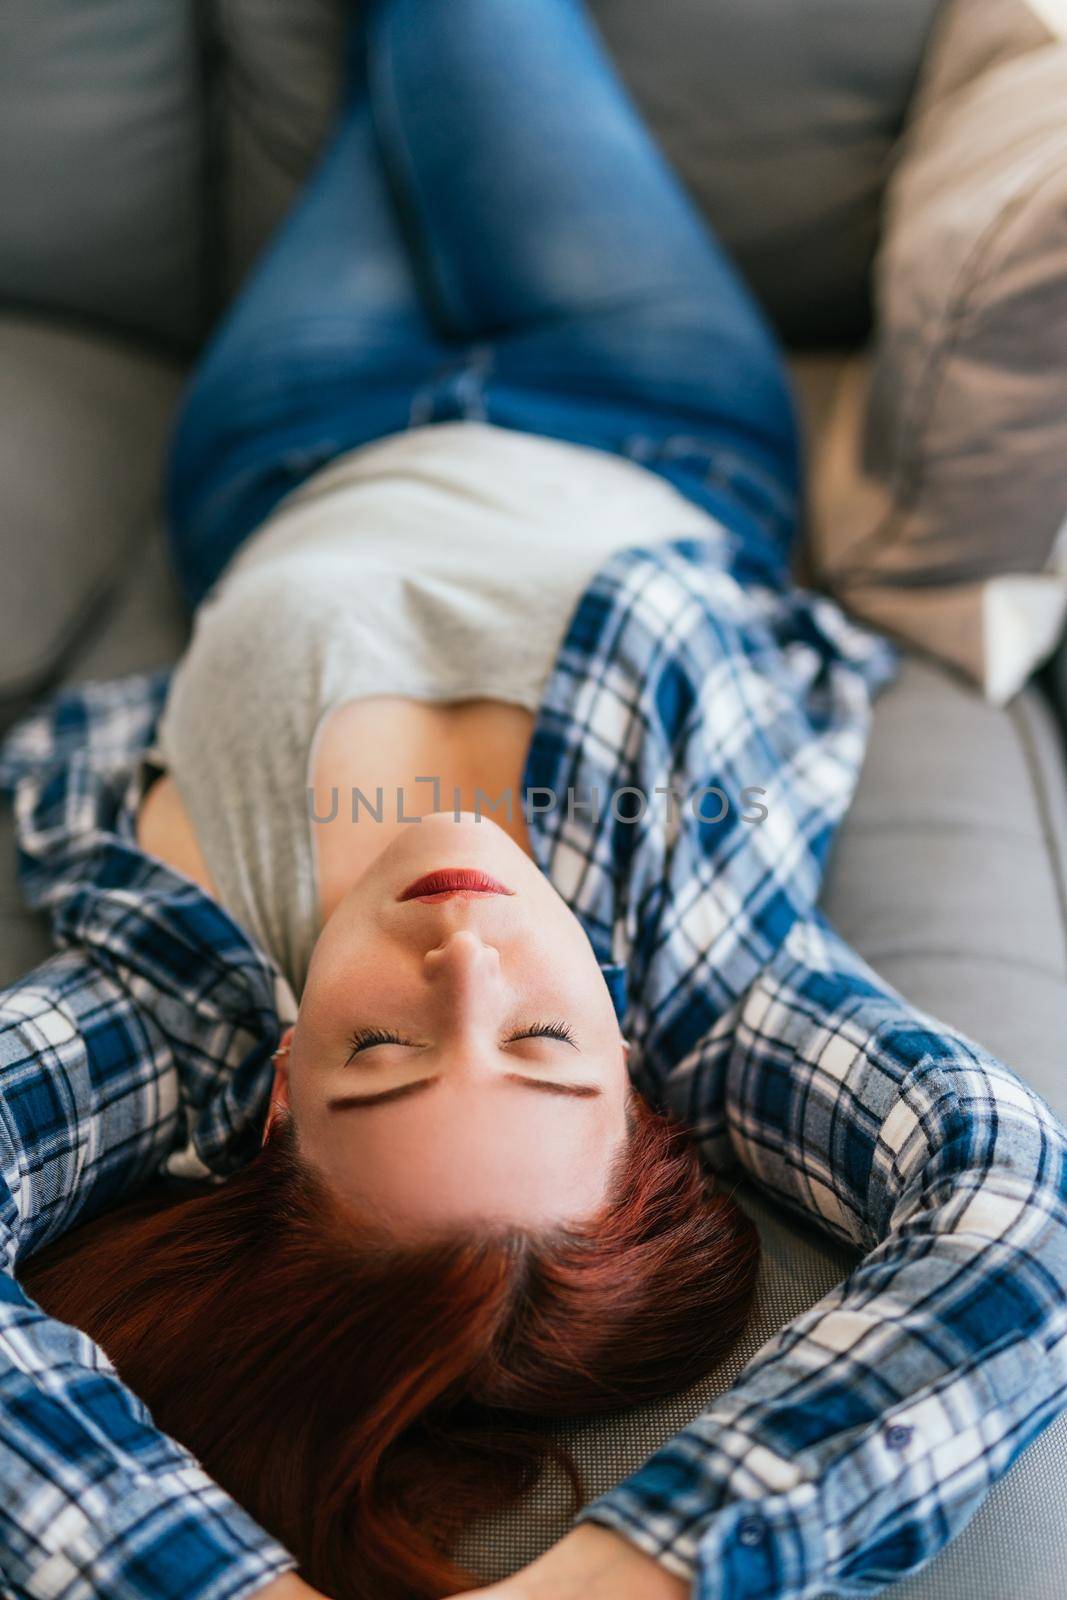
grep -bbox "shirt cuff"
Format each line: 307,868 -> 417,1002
573,1474 -> 826,1600
20,1462 -> 299,1600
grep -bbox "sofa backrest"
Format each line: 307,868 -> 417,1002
0,0 -> 944,354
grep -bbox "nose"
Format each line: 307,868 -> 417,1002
423,928 -> 502,1000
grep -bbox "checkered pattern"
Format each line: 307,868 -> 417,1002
1,525 -> 1065,1600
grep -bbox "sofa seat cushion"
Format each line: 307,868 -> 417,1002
819,654 -> 1067,1116
0,317 -> 184,734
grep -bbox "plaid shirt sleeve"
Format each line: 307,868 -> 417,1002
573,911 -> 1067,1598
0,680 -> 300,1600
0,952 -> 300,1600
523,541 -> 1067,1599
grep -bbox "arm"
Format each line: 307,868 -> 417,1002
0,951 -> 300,1600
569,913 -> 1067,1598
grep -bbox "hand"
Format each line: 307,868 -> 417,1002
446,1521 -> 690,1600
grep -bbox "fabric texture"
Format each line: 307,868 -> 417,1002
818,654 -> 1067,1109
0,318 -> 184,730
2,524 -> 1067,1600
218,0 -> 348,304
808,0 -> 1067,704
0,0 -> 206,350
156,420 -> 730,995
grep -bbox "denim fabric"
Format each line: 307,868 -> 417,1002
165,0 -> 800,611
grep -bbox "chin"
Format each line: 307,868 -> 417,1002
424,808 -> 508,831
410,809 -> 518,851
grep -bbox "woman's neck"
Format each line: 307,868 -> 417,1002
308,695 -> 537,925
135,694 -> 539,942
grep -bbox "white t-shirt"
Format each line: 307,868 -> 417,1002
154,421 -> 725,993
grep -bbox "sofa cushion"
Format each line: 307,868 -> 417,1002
592,0 -> 941,346
217,0 -> 347,301
0,1 -> 208,351
0,317 -> 185,734
1052,633 -> 1067,736
808,0 -> 1067,704
819,655 -> 1067,1116
217,0 -> 941,346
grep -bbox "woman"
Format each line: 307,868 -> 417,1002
3,3 -> 1066,1600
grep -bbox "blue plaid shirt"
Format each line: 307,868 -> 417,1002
1,526 -> 1065,1600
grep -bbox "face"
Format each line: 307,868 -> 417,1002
266,813 -> 632,1236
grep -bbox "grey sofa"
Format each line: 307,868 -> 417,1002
1,3 -> 1065,1597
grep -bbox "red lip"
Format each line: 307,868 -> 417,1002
397,868 -> 515,903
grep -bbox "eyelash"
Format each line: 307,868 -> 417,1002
344,1018 -> 577,1060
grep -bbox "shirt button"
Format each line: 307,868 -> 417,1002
738,1514 -> 765,1546
885,1424 -> 913,1450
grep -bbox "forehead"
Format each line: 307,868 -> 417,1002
314,1072 -> 627,1228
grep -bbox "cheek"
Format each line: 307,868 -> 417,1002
308,902 -> 383,985
526,920 -> 616,1022
306,917 -> 386,1020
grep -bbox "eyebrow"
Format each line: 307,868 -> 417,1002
327,1075 -> 603,1111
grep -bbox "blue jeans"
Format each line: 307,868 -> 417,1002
166,0 -> 800,611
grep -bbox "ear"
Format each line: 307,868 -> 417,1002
262,1024 -> 296,1147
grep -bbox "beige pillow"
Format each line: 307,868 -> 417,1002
808,0 -> 1067,705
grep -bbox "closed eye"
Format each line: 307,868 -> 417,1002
345,1027 -> 410,1062
504,1019 -> 578,1048
344,1018 -> 578,1064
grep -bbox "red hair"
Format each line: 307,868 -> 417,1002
19,1093 -> 758,1600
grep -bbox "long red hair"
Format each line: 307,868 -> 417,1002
19,1093 -> 758,1599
